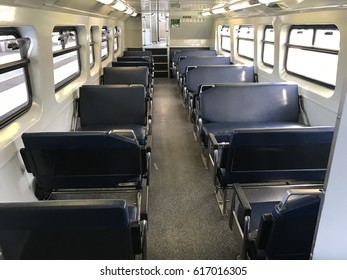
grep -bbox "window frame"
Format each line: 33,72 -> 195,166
89,27 -> 96,69
262,25 -> 274,68
236,25 -> 254,61
101,26 -> 110,61
0,27 -> 33,128
114,26 -> 119,53
52,26 -> 81,92
285,24 -> 339,89
220,25 -> 231,53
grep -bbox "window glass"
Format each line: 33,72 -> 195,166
314,29 -> 340,50
262,26 -> 274,67
114,26 -> 119,52
236,25 -> 254,60
101,26 -> 110,60
220,25 -> 230,52
0,30 -> 32,127
90,27 -> 96,68
52,27 -> 80,91
286,25 -> 339,88
289,29 -> 314,46
53,51 -> 79,85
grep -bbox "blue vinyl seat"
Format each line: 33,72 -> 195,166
75,84 -> 150,145
184,65 -> 256,121
232,185 -> 322,259
0,199 -> 147,260
196,82 -> 305,149
210,126 -> 333,215
20,131 -> 150,213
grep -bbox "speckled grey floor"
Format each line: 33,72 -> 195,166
146,78 -> 238,260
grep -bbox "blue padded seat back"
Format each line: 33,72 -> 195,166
186,65 -> 255,93
225,127 -> 333,183
103,66 -> 149,88
174,50 -> 217,65
200,83 -> 299,123
112,61 -> 152,71
178,56 -> 230,77
0,199 -> 137,259
79,85 -> 146,126
117,56 -> 154,67
123,50 -> 152,58
20,131 -> 143,189
265,195 -> 321,259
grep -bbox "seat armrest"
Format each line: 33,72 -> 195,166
146,114 -> 152,136
195,116 -> 202,138
209,133 -> 228,150
194,108 -> 202,124
71,98 -> 79,131
144,136 -> 152,183
231,184 -> 253,259
186,91 -> 193,102
208,132 -> 229,168
145,136 -> 152,153
108,129 -> 137,142
130,221 -> 142,255
241,216 -> 251,260
255,213 -> 273,250
234,184 -> 252,218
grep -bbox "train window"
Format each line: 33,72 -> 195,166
286,25 -> 339,89
220,25 -> 231,53
101,26 -> 110,60
89,27 -> 96,68
236,25 -> 254,60
262,26 -> 274,67
0,28 -> 32,128
114,26 -> 119,53
52,27 -> 81,91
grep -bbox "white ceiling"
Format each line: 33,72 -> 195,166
4,0 -> 347,18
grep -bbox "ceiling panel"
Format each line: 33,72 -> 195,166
7,0 -> 347,19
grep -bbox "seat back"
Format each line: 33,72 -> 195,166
199,83 -> 299,123
103,66 -> 149,89
79,85 -> 146,126
256,193 -> 321,259
225,126 -> 334,184
0,199 -> 138,259
112,61 -> 152,72
123,50 -> 152,58
20,131 -> 145,192
170,48 -> 210,63
117,56 -> 154,67
177,56 -> 230,78
173,50 -> 217,65
186,65 -> 255,94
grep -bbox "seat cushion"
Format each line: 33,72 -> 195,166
78,124 -> 147,145
201,122 -> 306,147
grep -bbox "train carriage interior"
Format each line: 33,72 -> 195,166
0,0 -> 347,261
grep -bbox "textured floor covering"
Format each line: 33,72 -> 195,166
146,78 -> 238,260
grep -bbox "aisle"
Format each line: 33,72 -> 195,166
147,78 -> 237,260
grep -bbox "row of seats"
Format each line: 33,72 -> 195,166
196,82 -> 305,149
174,49 -> 334,259
0,50 -> 153,260
184,65 -> 256,121
171,49 -> 217,78
211,126 -> 333,214
76,84 -> 151,145
113,51 -> 154,93
173,49 -> 231,91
